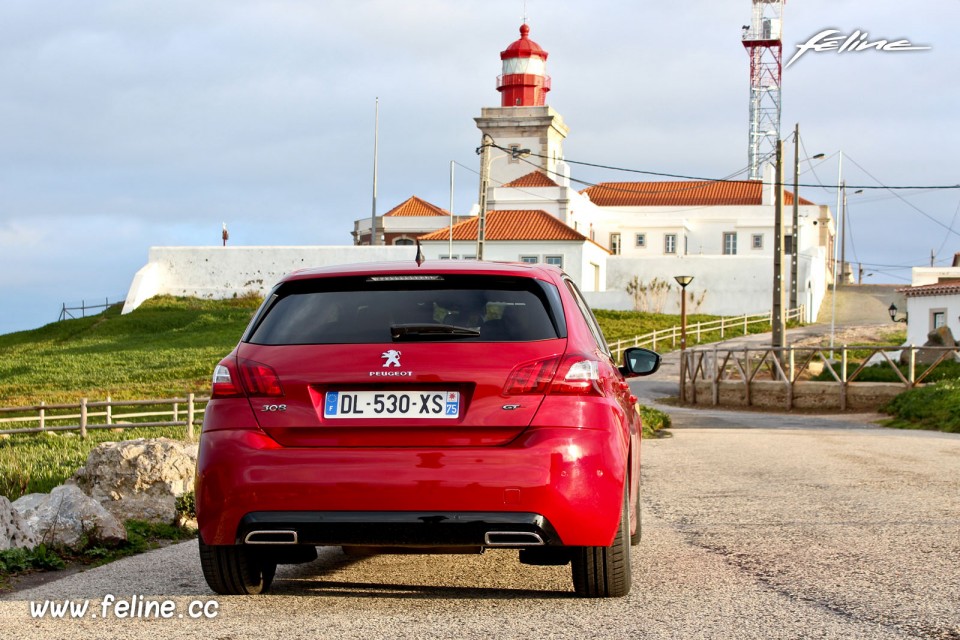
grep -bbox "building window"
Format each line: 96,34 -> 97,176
519,255 -> 538,264
609,233 -> 621,255
635,233 -> 646,248
664,234 -> 677,254
752,234 -> 763,249
723,232 -> 737,255
508,144 -> 521,164
932,309 -> 947,330
545,255 -> 563,268
394,237 -> 414,246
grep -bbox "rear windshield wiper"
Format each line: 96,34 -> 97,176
391,323 -> 481,341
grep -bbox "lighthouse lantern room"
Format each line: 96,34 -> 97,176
497,24 -> 551,107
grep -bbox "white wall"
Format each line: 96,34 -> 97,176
418,240 -> 605,292
121,246 -> 412,314
584,254 -> 822,317
904,293 -> 960,346
911,266 -> 960,286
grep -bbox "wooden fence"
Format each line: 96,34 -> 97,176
680,344 -> 958,410
58,297 -> 125,322
0,395 -> 208,440
610,306 -> 805,361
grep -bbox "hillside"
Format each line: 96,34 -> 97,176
0,295 -> 262,406
0,296 -> 726,407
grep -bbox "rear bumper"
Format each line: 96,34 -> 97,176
196,426 -> 628,547
238,511 -> 560,548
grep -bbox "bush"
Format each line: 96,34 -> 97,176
881,380 -> 960,433
639,405 -> 671,439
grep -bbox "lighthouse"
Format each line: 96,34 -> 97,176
497,23 -> 551,107
475,23 -> 569,187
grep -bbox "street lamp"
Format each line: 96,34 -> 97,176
888,303 -> 908,324
675,275 -> 693,404
674,275 -> 694,350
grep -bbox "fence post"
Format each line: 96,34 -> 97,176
80,398 -> 88,438
720,316 -> 725,339
106,396 -> 112,426
712,345 -> 719,406
187,393 -> 196,441
679,352 -> 687,404
40,401 -> 46,431
744,346 -> 751,407
840,347 -> 848,411
908,345 -> 916,386
787,346 -> 795,410
696,321 -> 701,344
743,314 -> 748,335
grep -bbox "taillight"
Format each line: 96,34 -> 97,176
550,357 -> 604,396
210,358 -> 284,398
211,362 -> 243,398
237,358 -> 284,397
502,354 -> 606,397
502,356 -> 560,395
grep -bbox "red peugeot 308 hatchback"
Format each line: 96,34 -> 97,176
196,260 -> 660,597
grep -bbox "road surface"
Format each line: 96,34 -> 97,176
1,358 -> 957,638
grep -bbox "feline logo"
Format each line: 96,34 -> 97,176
786,30 -> 930,69
381,350 -> 402,368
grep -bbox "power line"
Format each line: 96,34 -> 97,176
484,143 -> 960,191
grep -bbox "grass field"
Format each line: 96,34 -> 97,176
0,295 -> 262,407
0,297 -> 687,500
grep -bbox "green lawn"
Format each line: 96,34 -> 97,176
0,295 -> 262,407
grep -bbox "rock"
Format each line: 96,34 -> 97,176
72,437 -> 198,525
925,325 -> 958,348
12,485 -> 125,548
0,496 -> 37,550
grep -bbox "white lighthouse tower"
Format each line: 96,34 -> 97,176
474,23 -> 569,188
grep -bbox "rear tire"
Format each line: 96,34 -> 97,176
199,539 -> 277,595
571,486 -> 632,597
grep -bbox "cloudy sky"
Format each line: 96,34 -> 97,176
1,0 -> 957,334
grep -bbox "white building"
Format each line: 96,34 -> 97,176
900,259 -> 960,345
123,22 -> 836,321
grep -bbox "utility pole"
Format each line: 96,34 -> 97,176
370,97 -> 379,246
772,139 -> 786,351
476,134 -> 492,260
790,123 -> 800,313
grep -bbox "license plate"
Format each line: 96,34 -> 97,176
323,391 -> 460,419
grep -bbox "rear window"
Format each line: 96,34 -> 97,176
246,274 -> 566,345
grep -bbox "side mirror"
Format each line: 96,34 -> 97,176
621,347 -> 661,377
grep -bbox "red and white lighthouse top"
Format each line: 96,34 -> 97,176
497,24 -> 551,107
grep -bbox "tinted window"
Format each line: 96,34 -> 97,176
247,275 -> 565,345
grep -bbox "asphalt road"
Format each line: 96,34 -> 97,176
1,359 -> 958,638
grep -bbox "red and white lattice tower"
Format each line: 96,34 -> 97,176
742,0 -> 784,180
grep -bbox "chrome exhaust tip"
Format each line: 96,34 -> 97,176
244,530 -> 299,545
484,531 -> 545,547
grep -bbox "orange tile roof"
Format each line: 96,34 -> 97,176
383,196 -> 450,217
418,210 -> 587,242
503,171 -> 559,188
901,278 -> 960,297
581,180 -> 815,207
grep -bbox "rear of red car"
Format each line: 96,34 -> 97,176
196,261 -> 658,597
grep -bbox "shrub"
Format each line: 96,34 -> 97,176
881,380 -> 960,433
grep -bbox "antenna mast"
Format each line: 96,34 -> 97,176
742,0 -> 784,180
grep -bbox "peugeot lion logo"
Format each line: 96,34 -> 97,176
381,350 -> 402,368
